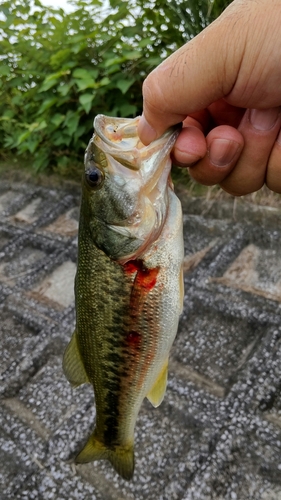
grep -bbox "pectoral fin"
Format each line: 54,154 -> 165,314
63,329 -> 89,387
146,359 -> 168,408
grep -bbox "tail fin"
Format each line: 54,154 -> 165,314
75,433 -> 134,481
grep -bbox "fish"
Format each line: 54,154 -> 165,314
63,114 -> 184,480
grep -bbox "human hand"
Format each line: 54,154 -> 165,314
138,0 -> 281,196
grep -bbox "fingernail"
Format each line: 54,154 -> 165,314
138,115 -> 157,145
249,108 -> 280,131
208,139 -> 241,167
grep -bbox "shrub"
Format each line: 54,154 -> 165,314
0,0 -> 231,175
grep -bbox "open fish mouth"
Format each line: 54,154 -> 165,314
93,114 -> 181,173
93,115 -> 143,151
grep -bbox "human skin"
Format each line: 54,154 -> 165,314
137,0 -> 281,196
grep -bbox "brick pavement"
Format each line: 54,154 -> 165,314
1,177 -> 281,499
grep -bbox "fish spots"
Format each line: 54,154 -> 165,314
123,259 -> 159,291
126,330 -> 141,347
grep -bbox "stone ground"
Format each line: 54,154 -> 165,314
1,177 -> 281,499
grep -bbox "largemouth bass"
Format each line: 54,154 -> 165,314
63,115 -> 184,480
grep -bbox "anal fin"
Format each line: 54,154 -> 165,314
63,329 -> 89,387
146,358 -> 168,408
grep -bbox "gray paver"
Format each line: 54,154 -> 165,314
1,177 -> 281,499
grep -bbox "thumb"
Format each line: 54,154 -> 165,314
138,0 -> 253,144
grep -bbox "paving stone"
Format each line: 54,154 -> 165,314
174,307 -> 264,388
18,355 -> 93,435
43,207 -> 79,237
12,196 -> 43,224
0,405 -> 101,500
0,307 -> 39,378
213,238 -> 281,302
0,190 -> 26,215
0,404 -> 47,498
31,260 -> 76,308
0,229 -> 12,250
0,246 -> 46,286
15,464 -> 100,500
183,214 -> 231,258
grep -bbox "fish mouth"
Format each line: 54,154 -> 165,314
93,115 -> 143,151
93,115 -> 181,172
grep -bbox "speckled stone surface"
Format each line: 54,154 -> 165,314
1,179 -> 281,499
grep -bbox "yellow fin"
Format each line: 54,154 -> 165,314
63,329 -> 89,387
75,433 -> 134,481
146,359 -> 168,408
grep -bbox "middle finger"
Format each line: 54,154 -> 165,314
220,107 -> 281,195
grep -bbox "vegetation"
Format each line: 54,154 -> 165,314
0,0 -> 232,176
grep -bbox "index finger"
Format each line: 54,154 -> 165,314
137,5 -> 244,145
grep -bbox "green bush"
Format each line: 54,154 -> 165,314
0,0 -> 231,175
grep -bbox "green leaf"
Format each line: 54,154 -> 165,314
124,51 -> 141,60
36,120 -> 47,131
57,82 -> 73,96
72,68 -> 98,91
37,97 -> 57,114
71,42 -> 88,55
79,93 -> 94,114
50,49 -> 72,68
1,109 -> 14,119
17,130 -> 31,145
53,133 -> 72,146
51,113 -> 65,127
118,103 -> 137,117
115,78 -> 135,94
72,68 -> 98,80
99,77 -> 110,87
139,38 -> 154,48
39,70 -> 70,92
74,77 -> 96,91
64,111 -> 80,136
0,65 -> 10,76
104,57 -> 126,68
26,139 -> 40,154
73,125 -> 86,141
11,95 -> 22,106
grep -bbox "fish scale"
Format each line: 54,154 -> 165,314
63,115 -> 184,480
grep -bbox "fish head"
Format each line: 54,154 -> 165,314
82,115 -> 180,262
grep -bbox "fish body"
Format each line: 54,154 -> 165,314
63,115 -> 184,480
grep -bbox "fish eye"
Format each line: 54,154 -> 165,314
85,162 -> 104,189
